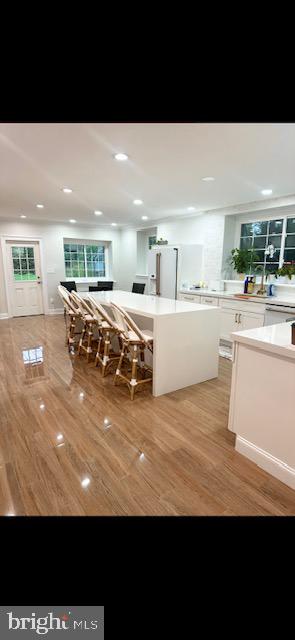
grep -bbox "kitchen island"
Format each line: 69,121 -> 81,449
228,321 -> 295,489
81,290 -> 220,397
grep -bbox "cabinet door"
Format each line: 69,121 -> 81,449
220,309 -> 239,341
239,312 -> 264,332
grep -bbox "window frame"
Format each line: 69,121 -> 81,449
238,214 -> 295,271
63,239 -> 110,281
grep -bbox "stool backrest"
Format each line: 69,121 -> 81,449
111,302 -> 149,344
70,291 -> 93,319
87,294 -> 118,331
132,282 -> 145,294
58,285 -> 78,315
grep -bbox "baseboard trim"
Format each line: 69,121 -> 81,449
0,313 -> 9,320
236,435 -> 295,490
47,308 -> 64,315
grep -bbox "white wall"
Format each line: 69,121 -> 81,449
157,213 -> 226,283
0,221 -> 120,315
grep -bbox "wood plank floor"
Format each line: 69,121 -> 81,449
0,314 -> 295,515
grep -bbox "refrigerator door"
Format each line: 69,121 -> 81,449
157,247 -> 178,298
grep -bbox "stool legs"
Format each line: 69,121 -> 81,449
130,345 -> 138,400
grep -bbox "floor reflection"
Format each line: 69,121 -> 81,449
22,346 -> 45,382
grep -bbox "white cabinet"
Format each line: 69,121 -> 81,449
220,309 -> 240,341
201,296 -> 219,306
178,293 -> 201,303
239,311 -> 264,332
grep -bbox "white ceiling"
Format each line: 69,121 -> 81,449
0,122 -> 295,227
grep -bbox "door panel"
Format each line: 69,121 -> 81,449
6,241 -> 43,317
220,309 -> 239,341
240,312 -> 264,332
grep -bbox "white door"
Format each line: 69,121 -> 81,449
6,241 -> 44,317
240,312 -> 264,332
220,308 -> 239,341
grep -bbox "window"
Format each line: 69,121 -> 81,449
284,217 -> 295,263
240,218 -> 283,273
12,246 -> 36,281
148,235 -> 157,249
63,242 -> 106,278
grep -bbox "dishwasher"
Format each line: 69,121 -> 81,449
264,303 -> 295,326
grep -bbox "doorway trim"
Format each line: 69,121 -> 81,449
1,235 -> 49,318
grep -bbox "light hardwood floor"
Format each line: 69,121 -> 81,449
0,314 -> 295,515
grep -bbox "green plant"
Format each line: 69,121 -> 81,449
275,262 -> 295,280
229,248 -> 260,274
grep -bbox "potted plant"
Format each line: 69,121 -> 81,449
274,262 -> 295,282
229,248 -> 260,280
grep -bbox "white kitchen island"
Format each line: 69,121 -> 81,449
228,321 -> 295,489
81,290 -> 220,397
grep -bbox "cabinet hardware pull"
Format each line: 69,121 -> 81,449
239,313 -> 241,323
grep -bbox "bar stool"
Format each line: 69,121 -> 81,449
87,294 -> 122,376
110,301 -> 153,400
70,291 -> 99,362
58,285 -> 82,349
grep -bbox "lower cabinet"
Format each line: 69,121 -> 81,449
220,309 -> 264,341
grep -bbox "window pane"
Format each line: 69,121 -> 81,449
284,249 -> 295,262
252,250 -> 265,262
27,247 -> 34,257
19,248 -> 26,258
286,218 -> 295,233
12,247 -> 20,258
241,223 -> 254,237
265,263 -> 279,273
253,236 -> 267,249
21,259 -> 27,270
268,235 -> 282,249
13,258 -> 20,270
28,271 -> 36,280
240,237 -> 252,250
252,221 -> 268,236
64,244 -> 70,252
285,234 -> 295,248
269,219 -> 283,234
14,271 -> 21,280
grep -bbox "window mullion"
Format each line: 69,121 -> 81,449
84,245 -> 87,278
280,217 -> 288,267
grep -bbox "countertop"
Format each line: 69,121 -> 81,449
231,321 -> 295,359
180,288 -> 295,308
82,290 -> 219,319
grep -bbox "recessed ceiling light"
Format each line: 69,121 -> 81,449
187,206 -> 196,212
202,176 -> 215,182
94,210 -> 103,216
36,204 -> 44,209
69,219 -> 76,224
20,215 -> 26,219
261,189 -> 273,196
133,199 -> 143,205
81,477 -> 90,488
62,187 -> 73,193
111,223 -> 117,226
142,216 -> 148,220
114,153 -> 128,161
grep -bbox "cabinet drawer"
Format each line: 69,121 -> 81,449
178,293 -> 201,302
220,298 -> 265,314
201,296 -> 219,306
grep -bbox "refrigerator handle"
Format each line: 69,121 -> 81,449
156,252 -> 161,295
174,248 -> 179,300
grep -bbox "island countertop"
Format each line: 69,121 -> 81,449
81,289 -> 219,319
231,320 -> 295,360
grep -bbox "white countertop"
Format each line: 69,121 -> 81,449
82,290 -> 219,319
231,321 -> 295,359
180,288 -> 295,308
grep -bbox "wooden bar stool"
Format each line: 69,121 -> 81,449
87,294 -> 122,376
57,285 -> 82,349
110,301 -> 153,400
70,291 -> 99,362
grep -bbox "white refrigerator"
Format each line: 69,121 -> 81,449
147,244 -> 203,299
